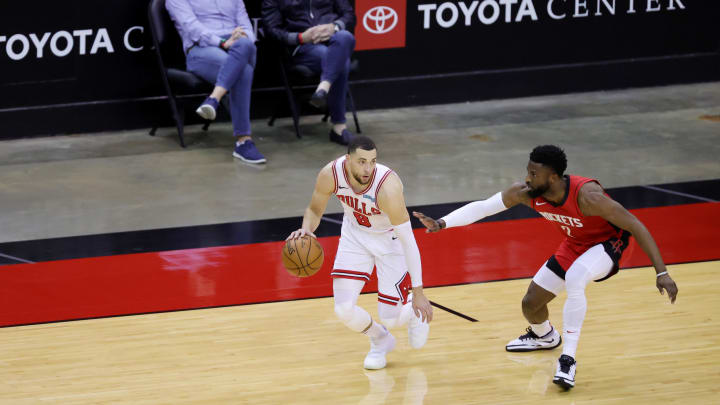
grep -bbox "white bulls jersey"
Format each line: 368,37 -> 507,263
331,155 -> 395,233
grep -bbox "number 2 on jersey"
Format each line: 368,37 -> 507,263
560,225 -> 573,237
353,211 -> 371,227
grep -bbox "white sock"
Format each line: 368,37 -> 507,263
364,320 -> 388,339
317,81 -> 331,93
531,320 -> 552,337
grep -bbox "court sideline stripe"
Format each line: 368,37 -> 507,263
641,185 -> 717,203
321,216 -> 343,225
0,252 -> 34,264
2,257 -> 716,329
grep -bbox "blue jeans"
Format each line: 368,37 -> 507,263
186,37 -> 256,136
293,30 -> 355,124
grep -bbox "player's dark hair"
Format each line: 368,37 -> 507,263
348,136 -> 376,155
530,145 -> 567,176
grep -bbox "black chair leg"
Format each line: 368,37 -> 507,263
163,87 -> 187,147
268,114 -> 277,127
321,113 -> 329,122
289,92 -> 301,139
202,121 -> 210,131
347,87 -> 361,134
283,83 -> 301,139
279,62 -> 301,139
174,108 -> 186,148
149,127 -> 157,136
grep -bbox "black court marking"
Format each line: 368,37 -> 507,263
430,300 -> 478,322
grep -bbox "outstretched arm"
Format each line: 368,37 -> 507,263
578,183 -> 678,303
413,182 -> 531,232
378,173 -> 433,323
287,164 -> 334,240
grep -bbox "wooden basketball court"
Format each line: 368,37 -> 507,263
1,260 -> 716,404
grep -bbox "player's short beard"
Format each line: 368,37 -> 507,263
527,183 -> 549,199
353,172 -> 369,185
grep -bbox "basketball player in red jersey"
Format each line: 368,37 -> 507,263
287,136 -> 433,370
413,145 -> 678,389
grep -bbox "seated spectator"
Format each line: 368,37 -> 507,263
166,0 -> 266,164
262,0 -> 356,146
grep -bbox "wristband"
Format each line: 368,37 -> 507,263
298,33 -> 304,44
656,271 -> 668,278
219,39 -> 227,49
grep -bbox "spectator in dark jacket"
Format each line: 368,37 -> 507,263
262,0 -> 356,145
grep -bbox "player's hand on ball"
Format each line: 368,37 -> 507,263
656,273 -> 678,304
412,288 -> 433,323
286,228 -> 316,240
412,211 -> 442,233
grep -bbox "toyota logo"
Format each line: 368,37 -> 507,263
363,6 -> 398,35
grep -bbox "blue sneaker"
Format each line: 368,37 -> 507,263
329,128 -> 354,146
233,140 -> 267,164
196,96 -> 219,120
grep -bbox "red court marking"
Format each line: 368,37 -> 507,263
1,203 -> 718,327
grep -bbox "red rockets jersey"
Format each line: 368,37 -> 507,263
331,155 -> 395,233
531,175 -> 624,270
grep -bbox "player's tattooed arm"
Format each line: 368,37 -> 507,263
287,163 -> 334,240
578,183 -> 678,303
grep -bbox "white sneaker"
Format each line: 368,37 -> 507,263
408,306 -> 430,349
196,104 -> 216,120
364,331 -> 396,370
505,326 -> 562,352
195,97 -> 218,120
553,354 -> 577,390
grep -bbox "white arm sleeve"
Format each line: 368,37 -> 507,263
394,220 -> 423,288
440,192 -> 507,229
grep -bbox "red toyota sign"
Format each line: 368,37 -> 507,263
354,0 -> 406,51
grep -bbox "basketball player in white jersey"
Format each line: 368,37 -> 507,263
287,136 -> 433,369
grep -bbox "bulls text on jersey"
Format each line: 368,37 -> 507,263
337,194 -> 382,216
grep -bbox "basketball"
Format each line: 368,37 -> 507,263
282,235 -> 324,277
